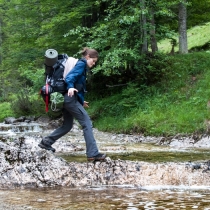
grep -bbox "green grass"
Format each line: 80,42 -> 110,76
158,22 -> 210,53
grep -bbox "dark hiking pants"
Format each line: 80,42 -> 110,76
43,93 -> 99,157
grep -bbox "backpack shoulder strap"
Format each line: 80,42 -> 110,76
53,54 -> 68,70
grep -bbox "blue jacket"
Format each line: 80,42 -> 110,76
65,58 -> 87,105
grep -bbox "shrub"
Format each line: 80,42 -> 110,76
11,90 -> 45,117
0,102 -> 15,122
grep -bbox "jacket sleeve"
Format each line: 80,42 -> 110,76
65,60 -> 86,90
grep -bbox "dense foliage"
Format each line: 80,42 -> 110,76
87,52 -> 210,136
1,0 -> 210,93
0,0 -> 210,135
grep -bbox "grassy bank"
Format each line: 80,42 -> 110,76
87,22 -> 210,136
158,22 -> 210,53
87,52 -> 210,136
1,52 -> 210,136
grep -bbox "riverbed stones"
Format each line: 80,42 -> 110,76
1,117 -> 210,189
1,135 -> 210,189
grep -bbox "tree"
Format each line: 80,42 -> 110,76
188,0 -> 210,27
179,0 -> 188,54
148,0 -> 158,53
0,0 -> 210,96
140,0 -> 148,53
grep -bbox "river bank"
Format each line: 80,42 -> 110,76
1,133 -> 210,188
0,117 -> 210,189
1,117 -> 210,209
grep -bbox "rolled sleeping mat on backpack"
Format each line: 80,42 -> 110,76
44,49 -> 58,67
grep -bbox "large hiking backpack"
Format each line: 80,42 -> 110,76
40,49 -> 77,112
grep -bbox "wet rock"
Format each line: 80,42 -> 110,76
185,162 -> 202,170
36,116 -> 51,124
1,136 -> 210,189
1,118 -> 210,189
4,116 -> 40,125
47,119 -> 63,129
25,116 -> 36,122
4,117 -> 18,124
16,116 -> 26,122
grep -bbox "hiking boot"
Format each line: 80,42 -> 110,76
38,140 -> 56,153
87,153 -> 106,162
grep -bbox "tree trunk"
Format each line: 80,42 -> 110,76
178,0 -> 188,54
149,6 -> 158,53
0,17 -> 2,64
140,0 -> 148,54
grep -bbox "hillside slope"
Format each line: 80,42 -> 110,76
158,22 -> 210,53
86,22 -> 210,136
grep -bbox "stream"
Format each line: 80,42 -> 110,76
1,120 -> 210,209
2,186 -> 210,209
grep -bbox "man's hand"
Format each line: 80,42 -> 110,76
83,101 -> 89,108
68,88 -> 78,97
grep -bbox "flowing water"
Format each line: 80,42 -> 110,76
1,186 -> 210,209
1,122 -> 210,209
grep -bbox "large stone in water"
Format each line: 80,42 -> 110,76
0,136 -> 210,189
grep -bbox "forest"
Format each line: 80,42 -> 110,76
0,0 -> 210,136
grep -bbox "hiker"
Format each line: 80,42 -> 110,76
38,47 -> 106,162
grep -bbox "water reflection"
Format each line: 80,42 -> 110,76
1,186 -> 210,209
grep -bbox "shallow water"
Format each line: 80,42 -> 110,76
2,123 -> 210,209
59,145 -> 210,163
1,186 -> 210,209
